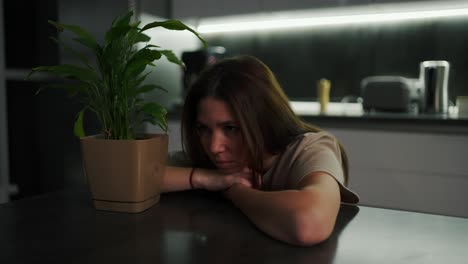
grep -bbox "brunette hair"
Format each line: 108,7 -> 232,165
181,55 -> 349,187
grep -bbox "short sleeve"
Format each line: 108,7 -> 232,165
288,133 -> 345,189
263,132 -> 359,204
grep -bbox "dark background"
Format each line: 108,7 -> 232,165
3,0 -> 120,199
4,0 -> 64,199
3,0 -> 169,200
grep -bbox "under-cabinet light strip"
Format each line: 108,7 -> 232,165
198,6 -> 468,34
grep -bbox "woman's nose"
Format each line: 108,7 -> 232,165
210,132 -> 226,154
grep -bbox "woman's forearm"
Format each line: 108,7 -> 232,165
162,166 -> 194,192
162,166 -> 253,193
223,183 -> 339,246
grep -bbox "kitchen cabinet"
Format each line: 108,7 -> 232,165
171,0 -> 456,20
328,128 -> 468,218
172,0 -> 372,19
172,0 -> 262,19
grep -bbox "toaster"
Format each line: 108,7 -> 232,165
361,76 -> 424,112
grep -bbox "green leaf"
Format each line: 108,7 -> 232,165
130,84 -> 167,97
125,49 -> 162,77
160,50 -> 183,66
126,65 -> 147,80
132,71 -> 151,88
50,37 -> 93,70
112,10 -> 133,28
133,48 -> 163,63
129,21 -> 141,28
141,102 -> 167,115
140,102 -> 168,131
143,117 -> 168,132
31,65 -> 98,82
105,11 -> 141,45
146,44 -> 160,49
105,24 -> 133,44
73,109 -> 86,138
141,20 -> 207,47
131,32 -> 151,44
48,20 -> 100,51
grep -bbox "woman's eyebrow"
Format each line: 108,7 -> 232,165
217,121 -> 237,126
196,120 -> 238,127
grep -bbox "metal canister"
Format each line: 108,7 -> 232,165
420,60 -> 450,114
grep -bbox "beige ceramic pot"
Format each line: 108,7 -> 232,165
80,134 -> 168,213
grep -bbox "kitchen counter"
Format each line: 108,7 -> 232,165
168,101 -> 468,134
1,189 -> 468,263
291,101 -> 468,134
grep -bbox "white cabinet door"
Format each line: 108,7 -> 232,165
172,0 -> 373,19
328,128 -> 468,218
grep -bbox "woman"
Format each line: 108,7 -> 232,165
163,55 -> 359,246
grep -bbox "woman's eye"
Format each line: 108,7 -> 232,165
224,125 -> 238,134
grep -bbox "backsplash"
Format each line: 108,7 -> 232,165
205,16 -> 468,104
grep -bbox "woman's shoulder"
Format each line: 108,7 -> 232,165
296,131 -> 337,139
290,131 -> 339,151
266,131 -> 340,189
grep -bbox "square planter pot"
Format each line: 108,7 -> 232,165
80,134 -> 168,213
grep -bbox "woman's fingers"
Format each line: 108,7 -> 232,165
236,169 -> 261,188
233,176 -> 253,188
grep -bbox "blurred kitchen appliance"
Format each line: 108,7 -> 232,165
420,60 -> 450,114
361,76 -> 424,112
457,96 -> 468,117
181,46 -> 227,96
181,49 -> 208,93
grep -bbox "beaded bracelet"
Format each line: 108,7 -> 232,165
189,167 -> 196,189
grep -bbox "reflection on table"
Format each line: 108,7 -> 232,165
0,190 -> 467,263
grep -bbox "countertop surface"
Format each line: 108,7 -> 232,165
1,190 -> 467,263
290,101 -> 468,133
168,102 -> 468,134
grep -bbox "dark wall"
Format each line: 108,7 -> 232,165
57,0 -> 130,65
4,0 -> 58,68
3,0 -> 63,199
3,0 -> 130,199
206,17 -> 468,103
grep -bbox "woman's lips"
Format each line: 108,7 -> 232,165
215,160 -> 234,168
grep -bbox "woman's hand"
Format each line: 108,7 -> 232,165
192,168 -> 253,191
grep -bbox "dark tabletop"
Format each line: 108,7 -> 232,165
1,190 -> 467,264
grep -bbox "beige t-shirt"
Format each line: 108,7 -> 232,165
262,132 -> 359,204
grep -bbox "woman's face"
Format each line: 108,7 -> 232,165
196,97 -> 248,174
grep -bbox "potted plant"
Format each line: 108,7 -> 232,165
28,10 -> 206,213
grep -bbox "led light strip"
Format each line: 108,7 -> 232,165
198,6 -> 468,34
